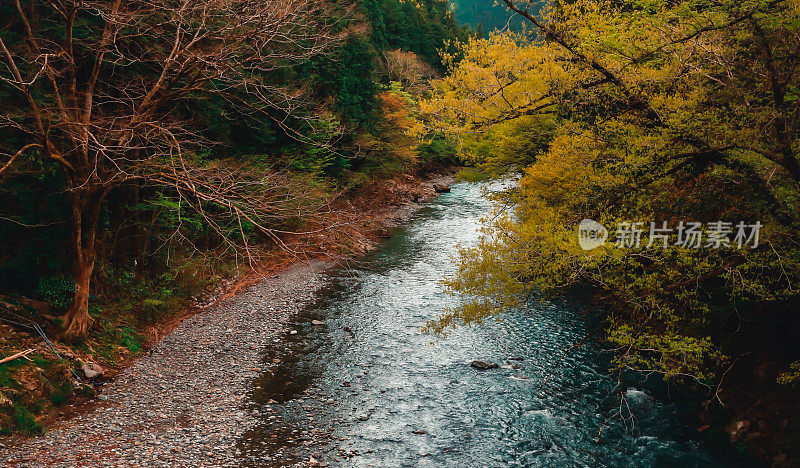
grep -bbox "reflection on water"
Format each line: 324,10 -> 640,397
237,182 -> 724,467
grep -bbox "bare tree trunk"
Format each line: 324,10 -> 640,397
62,256 -> 93,339
61,190 -> 103,340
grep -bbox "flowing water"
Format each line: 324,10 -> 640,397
237,181 -> 726,467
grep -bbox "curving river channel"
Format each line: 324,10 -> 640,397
237,181 -> 727,467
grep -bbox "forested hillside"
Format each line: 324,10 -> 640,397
450,0 -> 531,32
0,0 -> 468,434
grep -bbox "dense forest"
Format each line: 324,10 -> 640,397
0,0 -> 469,335
1,0 -> 799,463
0,0 -> 468,434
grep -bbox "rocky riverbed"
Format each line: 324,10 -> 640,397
2,261 -> 330,467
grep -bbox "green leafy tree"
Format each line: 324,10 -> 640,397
336,37 -> 380,128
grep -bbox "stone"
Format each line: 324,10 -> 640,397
311,320 -> 324,326
727,420 -> 749,441
470,360 -> 499,370
433,184 -> 451,193
80,360 -> 105,379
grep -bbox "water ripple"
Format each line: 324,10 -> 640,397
238,181 -> 725,467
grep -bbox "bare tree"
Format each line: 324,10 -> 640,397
382,49 -> 437,95
0,0 -> 345,338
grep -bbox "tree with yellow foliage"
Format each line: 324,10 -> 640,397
421,0 -> 800,389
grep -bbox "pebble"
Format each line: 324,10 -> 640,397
2,261 -> 331,466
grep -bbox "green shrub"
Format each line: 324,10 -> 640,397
141,298 -> 169,324
36,276 -> 75,314
417,134 -> 460,167
12,404 -> 43,435
49,380 -> 72,406
119,326 -> 143,352
50,393 -> 66,406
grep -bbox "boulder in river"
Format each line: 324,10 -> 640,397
471,360 -> 499,370
433,184 -> 451,193
311,320 -> 324,326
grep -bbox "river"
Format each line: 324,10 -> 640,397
236,181 -> 725,467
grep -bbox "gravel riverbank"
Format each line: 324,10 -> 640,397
1,173 -> 455,467
3,260 -> 331,467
